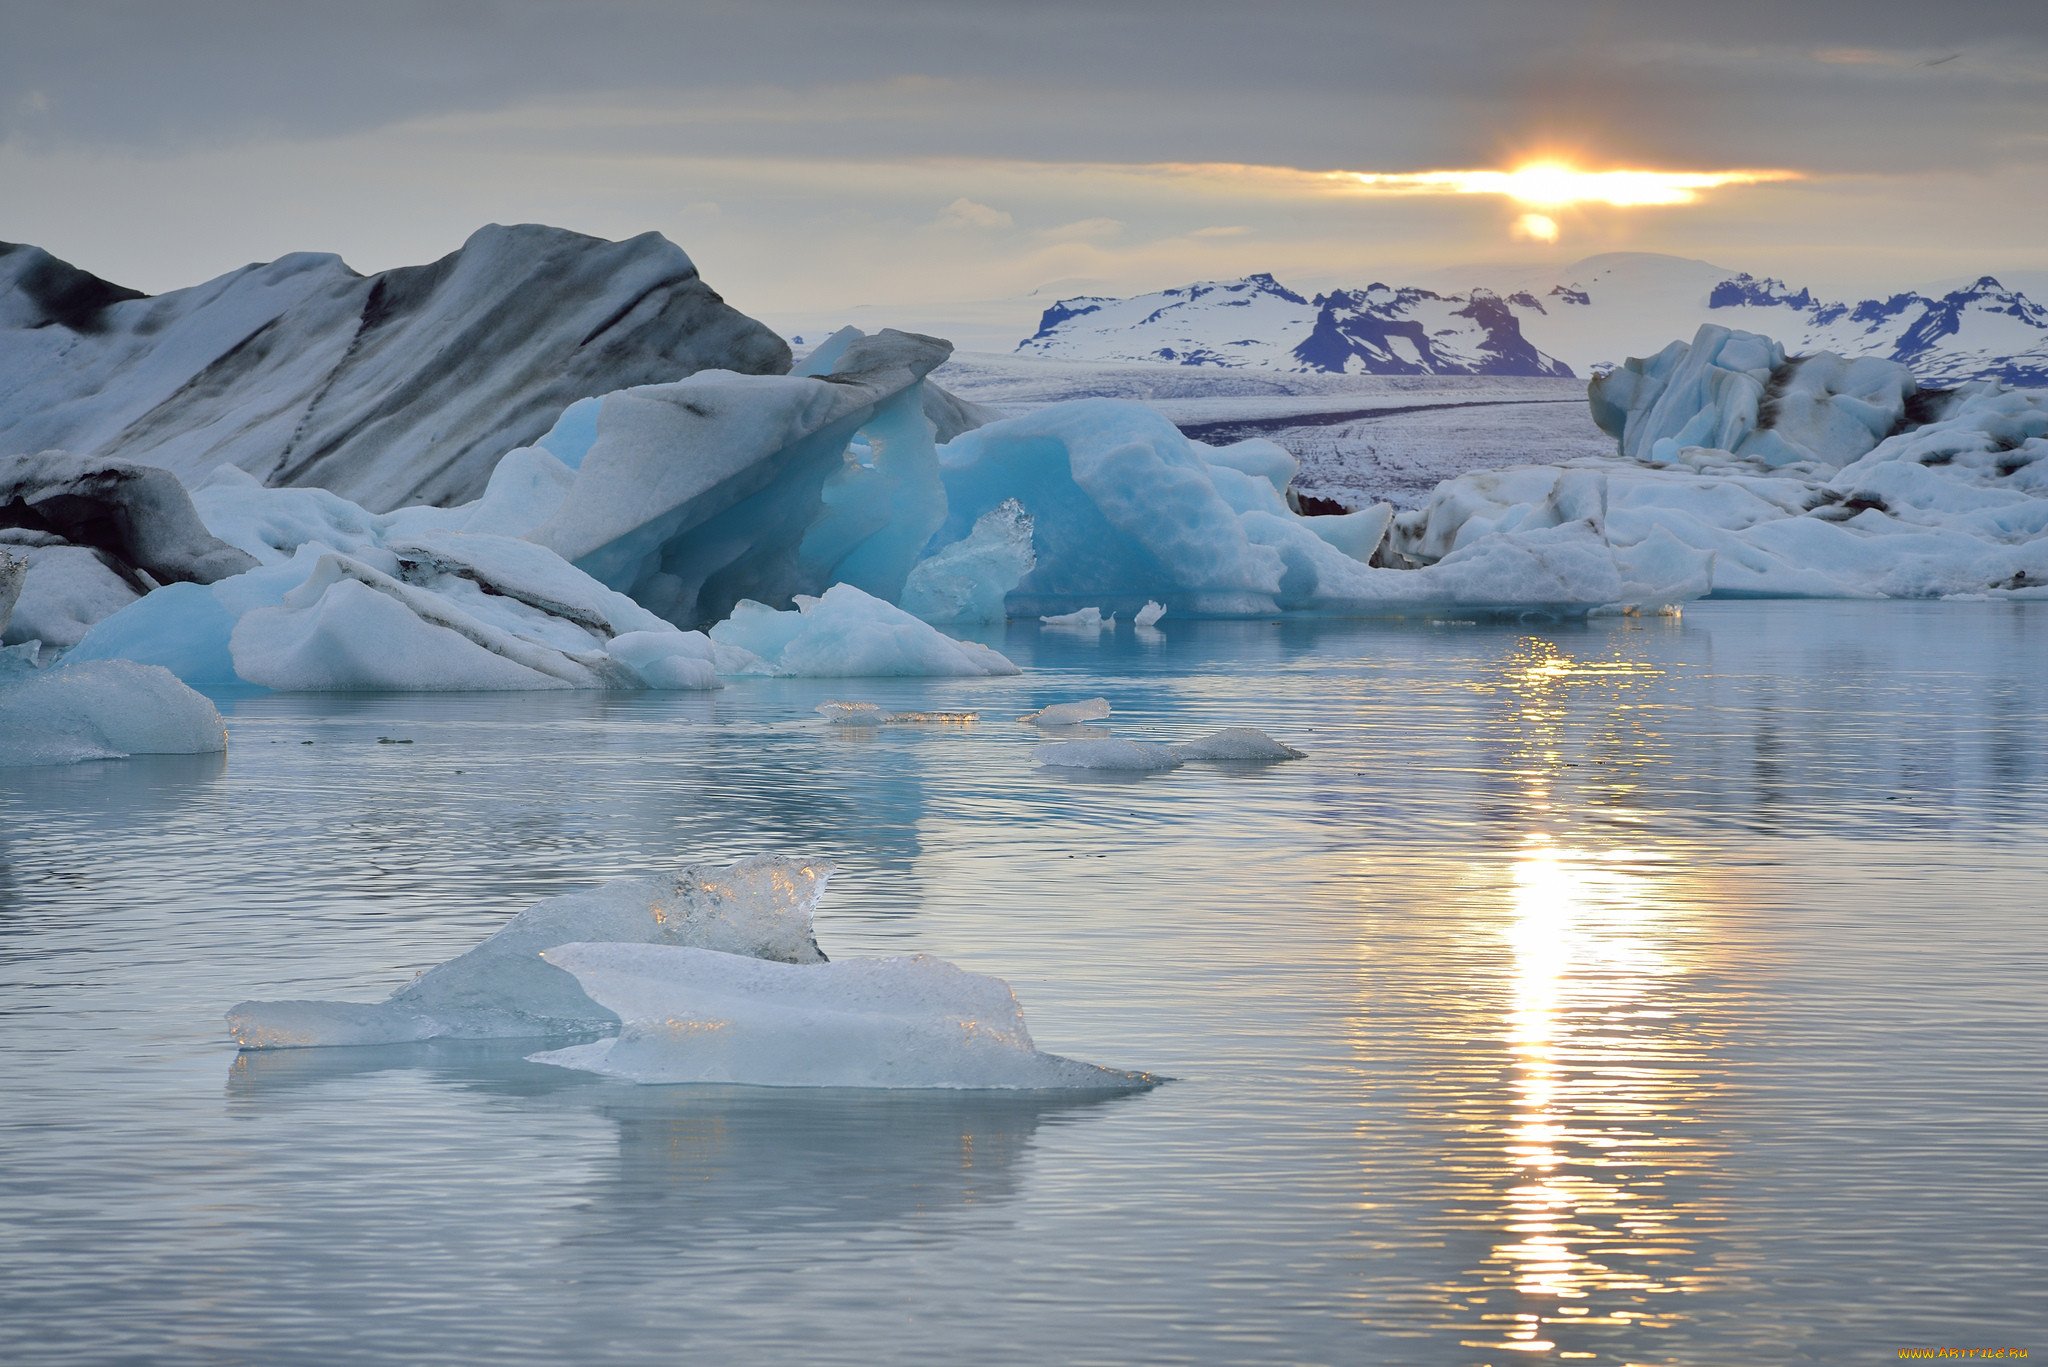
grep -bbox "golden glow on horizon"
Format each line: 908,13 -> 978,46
1513,212 -> 1560,244
1344,160 -> 1802,208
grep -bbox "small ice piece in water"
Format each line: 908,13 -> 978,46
818,700 -> 978,726
1040,606 -> 1113,629
0,652 -> 228,767
227,855 -> 833,1048
817,700 -> 887,725
1034,738 -> 1183,772
529,944 -> 1154,1091
710,583 -> 1019,677
1134,600 -> 1166,628
1018,696 -> 1111,727
1171,727 -> 1305,762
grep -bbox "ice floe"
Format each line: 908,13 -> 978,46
1134,599 -> 1167,628
229,853 -> 1151,1092
228,855 -> 834,1049
530,945 -> 1151,1090
1041,606 -> 1113,629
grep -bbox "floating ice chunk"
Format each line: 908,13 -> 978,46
817,700 -> 888,724
817,700 -> 977,726
1134,600 -> 1166,628
709,583 -> 1018,677
1034,738 -> 1183,772
1171,727 -> 1305,762
227,855 -> 834,1049
529,944 -> 1152,1091
1018,696 -> 1111,727
0,654 -> 226,767
899,499 -> 1035,624
1040,606 -> 1112,629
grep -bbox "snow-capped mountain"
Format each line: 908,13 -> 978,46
0,225 -> 790,511
1020,255 -> 2048,387
1017,273 -> 1571,377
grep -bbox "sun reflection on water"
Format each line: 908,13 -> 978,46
1446,635 -> 1733,1362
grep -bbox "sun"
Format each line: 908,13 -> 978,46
1331,158 -> 1801,241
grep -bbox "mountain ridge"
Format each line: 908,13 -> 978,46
1019,256 -> 2048,386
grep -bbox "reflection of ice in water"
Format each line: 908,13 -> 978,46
227,1041 -> 1133,1242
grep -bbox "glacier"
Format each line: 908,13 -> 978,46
529,945 -> 1152,1090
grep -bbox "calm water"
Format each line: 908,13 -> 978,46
2,602 -> 2044,1365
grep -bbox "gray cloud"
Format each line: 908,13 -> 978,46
3,0 -> 2043,173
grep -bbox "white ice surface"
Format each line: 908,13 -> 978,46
530,943 -> 1151,1090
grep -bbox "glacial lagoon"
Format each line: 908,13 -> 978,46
2,601 -> 2043,1365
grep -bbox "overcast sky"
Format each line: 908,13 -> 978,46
5,0 -> 2045,336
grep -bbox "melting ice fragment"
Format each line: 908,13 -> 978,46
709,583 -> 1019,677
227,855 -> 833,1048
529,944 -> 1153,1091
1040,606 -> 1113,629
1018,696 -> 1112,727
816,700 -> 977,726
0,649 -> 227,767
1134,600 -> 1167,628
1171,727 -> 1305,762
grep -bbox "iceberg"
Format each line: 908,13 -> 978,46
66,469 -> 763,690
1134,600 -> 1167,628
1394,325 -> 2048,600
0,227 -> 791,512
1040,606 -> 1113,629
933,400 -> 1707,616
1,450 -> 257,648
530,944 -> 1152,1091
710,583 -> 1017,678
1034,738 -> 1184,772
227,855 -> 834,1049
0,559 -> 228,766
